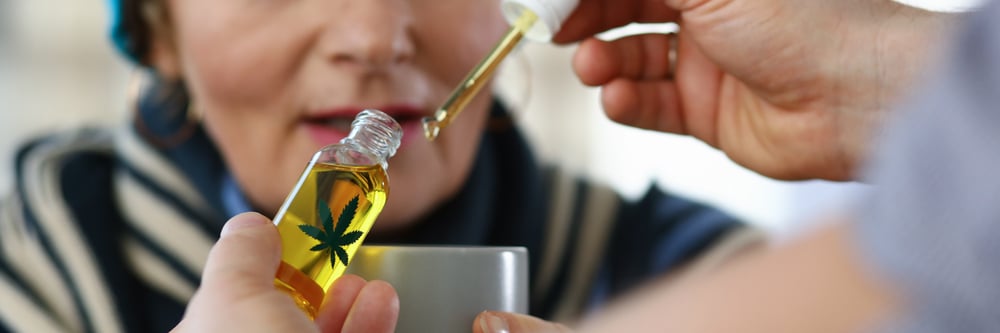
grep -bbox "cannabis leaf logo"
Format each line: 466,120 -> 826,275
298,195 -> 363,268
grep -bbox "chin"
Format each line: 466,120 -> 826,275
375,180 -> 447,232
369,206 -> 416,232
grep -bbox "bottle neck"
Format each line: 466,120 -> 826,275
340,109 -> 403,168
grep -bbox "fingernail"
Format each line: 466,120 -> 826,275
479,312 -> 509,333
220,213 -> 269,237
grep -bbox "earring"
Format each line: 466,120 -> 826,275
129,69 -> 199,149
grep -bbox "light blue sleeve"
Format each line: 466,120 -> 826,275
854,1 -> 1000,332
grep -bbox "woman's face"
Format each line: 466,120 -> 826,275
155,0 -> 508,230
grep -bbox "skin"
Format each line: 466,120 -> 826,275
556,0 -> 953,181
148,0 -> 510,231
476,223 -> 901,333
171,213 -> 399,333
147,0 -> 505,329
171,0 -> 957,331
469,0 -> 956,331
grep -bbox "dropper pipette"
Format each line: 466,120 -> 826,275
421,10 -> 538,140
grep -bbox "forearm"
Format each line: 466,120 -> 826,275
576,223 -> 899,333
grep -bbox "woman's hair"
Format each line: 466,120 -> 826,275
111,0 -> 170,65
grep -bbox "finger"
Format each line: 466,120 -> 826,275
553,0 -> 678,44
592,30 -> 725,146
573,34 -> 674,87
341,280 -> 399,333
474,311 -> 572,333
601,78 -> 685,134
315,275 -> 367,332
670,28 -> 725,147
201,213 -> 281,294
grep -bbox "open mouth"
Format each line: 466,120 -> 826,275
303,112 -> 424,132
302,105 -> 428,146
387,114 -> 424,126
304,116 -> 354,133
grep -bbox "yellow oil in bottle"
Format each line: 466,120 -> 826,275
272,162 -> 388,318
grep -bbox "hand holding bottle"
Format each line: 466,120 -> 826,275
272,109 -> 402,317
556,0 -> 953,181
171,213 -> 399,333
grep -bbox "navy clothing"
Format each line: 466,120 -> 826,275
0,94 -> 752,332
856,1 -> 1000,332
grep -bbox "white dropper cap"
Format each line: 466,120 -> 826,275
500,0 -> 580,42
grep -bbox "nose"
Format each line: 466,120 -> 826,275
317,0 -> 416,73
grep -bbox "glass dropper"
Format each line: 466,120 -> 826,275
421,10 -> 538,141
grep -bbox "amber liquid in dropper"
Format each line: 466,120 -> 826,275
272,162 -> 388,318
422,10 -> 538,140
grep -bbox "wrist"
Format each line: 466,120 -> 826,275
834,1 -> 959,176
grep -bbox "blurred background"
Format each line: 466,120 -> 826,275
0,0 -> 980,235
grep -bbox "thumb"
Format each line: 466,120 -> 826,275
474,311 -> 572,333
201,212 -> 281,292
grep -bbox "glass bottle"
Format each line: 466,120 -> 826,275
272,109 -> 402,318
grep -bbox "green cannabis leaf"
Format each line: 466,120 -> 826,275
298,195 -> 363,268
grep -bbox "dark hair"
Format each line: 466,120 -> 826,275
114,0 -> 153,64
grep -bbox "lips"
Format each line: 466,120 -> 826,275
302,105 -> 427,148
